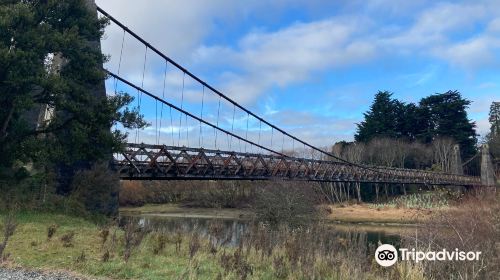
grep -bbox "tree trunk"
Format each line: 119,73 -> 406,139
356,182 -> 361,202
0,103 -> 15,141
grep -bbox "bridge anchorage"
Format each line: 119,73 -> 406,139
95,5 -> 493,187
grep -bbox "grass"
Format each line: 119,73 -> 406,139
0,211 -> 428,280
369,191 -> 458,210
1,212 -> 222,279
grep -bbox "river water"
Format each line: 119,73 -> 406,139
120,213 -> 410,251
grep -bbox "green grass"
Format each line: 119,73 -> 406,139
369,191 -> 457,209
0,212 -> 222,279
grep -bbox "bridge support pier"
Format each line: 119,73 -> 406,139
481,144 -> 496,186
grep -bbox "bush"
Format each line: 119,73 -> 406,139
409,193 -> 500,279
253,181 -> 321,228
70,163 -> 119,217
119,181 -> 148,206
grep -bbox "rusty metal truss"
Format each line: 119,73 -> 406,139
113,143 -> 481,186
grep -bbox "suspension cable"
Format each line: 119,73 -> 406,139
107,70 -> 288,157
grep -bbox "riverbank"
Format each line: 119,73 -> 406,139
0,211 -> 428,280
121,203 -> 442,225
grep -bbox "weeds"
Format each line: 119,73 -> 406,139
60,231 -> 75,247
152,232 -> 167,255
0,211 -> 16,261
188,232 -> 200,260
98,226 -> 109,247
101,250 -> 110,262
173,230 -> 182,253
407,193 -> 500,280
272,255 -> 288,279
47,224 -> 58,240
75,250 -> 86,264
123,222 -> 147,262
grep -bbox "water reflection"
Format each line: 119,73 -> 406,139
120,214 -> 402,251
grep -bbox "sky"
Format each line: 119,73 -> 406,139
96,0 -> 500,151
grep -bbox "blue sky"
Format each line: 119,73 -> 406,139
97,0 -> 499,149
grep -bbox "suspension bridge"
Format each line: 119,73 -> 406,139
95,5 -> 495,186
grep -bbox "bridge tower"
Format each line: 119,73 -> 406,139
481,144 -> 497,186
451,144 -> 463,175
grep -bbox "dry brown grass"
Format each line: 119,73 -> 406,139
406,190 -> 500,280
326,203 -> 437,224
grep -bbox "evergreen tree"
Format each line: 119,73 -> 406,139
355,91 -> 401,142
488,102 -> 500,159
489,102 -> 500,136
0,0 -> 146,214
418,91 -> 477,159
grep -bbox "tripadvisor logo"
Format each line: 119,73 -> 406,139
375,244 -> 482,267
375,244 -> 398,267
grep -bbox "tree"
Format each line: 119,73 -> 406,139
355,91 -> 402,142
489,102 -> 500,137
431,137 -> 456,173
488,102 -> 500,159
418,91 -> 477,159
0,1 -> 146,214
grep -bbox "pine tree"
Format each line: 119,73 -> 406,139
355,91 -> 401,142
489,102 -> 500,136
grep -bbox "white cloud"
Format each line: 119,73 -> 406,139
196,18 -> 375,103
433,36 -> 500,69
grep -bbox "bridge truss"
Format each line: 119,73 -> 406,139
114,143 -> 480,186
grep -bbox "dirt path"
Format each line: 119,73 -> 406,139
0,267 -> 98,280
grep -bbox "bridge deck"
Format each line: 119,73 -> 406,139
113,143 -> 481,186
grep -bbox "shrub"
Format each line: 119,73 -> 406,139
70,163 -> 119,217
47,224 -> 58,240
409,194 -> 500,279
60,231 -> 75,247
119,181 -> 148,206
253,181 -> 321,228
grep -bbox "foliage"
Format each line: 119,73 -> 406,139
418,91 -> 477,159
488,101 -> 500,137
0,0 -> 147,215
488,102 -> 500,160
355,91 -> 405,142
70,163 -> 119,216
253,181 -> 321,228
356,90 -> 477,159
119,180 -> 256,208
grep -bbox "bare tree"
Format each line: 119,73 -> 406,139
344,143 -> 365,202
432,137 -> 456,172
